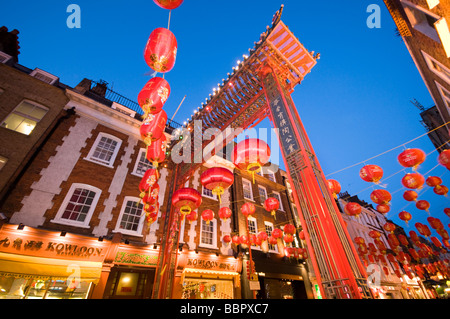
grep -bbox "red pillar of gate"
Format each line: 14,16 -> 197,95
260,68 -> 366,299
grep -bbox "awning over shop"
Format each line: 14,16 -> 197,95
0,252 -> 103,283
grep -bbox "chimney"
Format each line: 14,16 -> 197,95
91,80 -> 109,98
73,78 -> 92,94
0,26 -> 20,63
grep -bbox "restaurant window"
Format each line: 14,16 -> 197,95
181,277 -> 234,299
1,100 -> 48,135
200,218 -> 217,249
85,132 -> 122,168
132,148 -> 152,177
51,183 -> 101,228
114,197 -> 145,236
242,179 -> 253,200
105,268 -> 153,299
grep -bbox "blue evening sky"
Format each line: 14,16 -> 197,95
1,1 -> 449,239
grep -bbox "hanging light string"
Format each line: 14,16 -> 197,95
325,121 -> 450,178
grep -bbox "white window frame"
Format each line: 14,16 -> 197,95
264,221 -> 278,253
247,216 -> 261,251
258,185 -> 267,204
85,132 -> 122,168
29,68 -> 59,85
202,186 -> 218,201
132,148 -> 152,177
242,178 -> 254,201
0,52 -> 12,64
1,99 -> 49,135
435,80 -> 450,110
401,0 -> 442,42
113,196 -> 145,237
271,191 -> 284,211
199,218 -> 218,249
422,50 -> 450,84
51,183 -> 102,228
266,169 -> 276,183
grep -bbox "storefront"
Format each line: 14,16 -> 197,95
102,243 -> 159,299
0,223 -> 109,299
174,250 -> 242,299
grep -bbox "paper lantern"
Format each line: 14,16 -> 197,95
327,179 -> 341,198
140,110 -> 168,146
398,234 -> 409,246
344,202 -> 362,217
376,204 -> 390,215
354,237 -> 365,246
241,202 -> 255,218
359,164 -> 383,183
433,185 -> 448,196
222,235 -> 231,244
368,230 -> 381,239
257,231 -> 268,242
388,234 -> 400,249
431,236 -> 442,248
427,217 -> 444,230
232,138 -> 271,183
438,149 -> 450,169
231,235 -> 240,244
283,234 -> 294,246
144,28 -> 177,73
383,222 -> 396,233
153,0 -> 184,10
185,210 -> 198,224
272,228 -> 283,239
398,211 -> 412,225
403,190 -> 418,202
401,173 -> 425,189
138,77 -> 171,115
370,189 -> 392,205
264,197 -> 280,218
409,230 -> 420,244
444,208 -> 450,218
283,224 -> 296,235
415,222 -> 431,237
201,209 -> 214,224
218,207 -> 232,221
415,199 -> 430,212
172,188 -> 202,219
397,148 -> 426,170
142,183 -> 160,210
200,167 -> 234,203
139,168 -> 160,198
426,176 -> 442,187
146,134 -> 167,167
437,228 -> 449,240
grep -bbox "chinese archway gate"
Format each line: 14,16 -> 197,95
152,7 -> 371,299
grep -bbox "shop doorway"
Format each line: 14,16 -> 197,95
104,267 -> 154,299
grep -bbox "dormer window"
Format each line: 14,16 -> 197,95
29,68 -> 59,85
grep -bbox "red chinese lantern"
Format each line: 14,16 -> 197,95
138,77 -> 171,116
354,237 -> 365,246
409,248 -> 420,261
403,190 -> 418,202
263,197 -> 280,218
218,207 -> 232,221
223,235 -> 231,244
272,228 -> 283,239
444,208 -> 450,218
370,189 -> 392,205
146,134 -> 167,167
401,173 -> 425,189
383,267 -> 390,276
409,230 -> 420,244
443,239 -> 450,249
153,0 -> 184,10
144,28 -> 177,73
140,110 -> 168,146
172,188 -> 202,219
344,202 -> 362,217
201,209 -> 214,225
143,183 -> 160,210
368,230 -> 381,239
231,235 -> 240,244
185,210 -> 198,224
239,235 -> 249,246
415,223 -> 431,237
431,236 -> 442,248
398,211 -> 412,225
438,149 -> 450,169
388,234 -> 400,250
283,224 -> 296,235
146,211 -> 158,225
139,168 -> 160,198
241,202 -> 255,218
437,228 -> 449,240
200,167 -> 234,203
375,240 -> 388,254
397,148 -> 426,170
434,185 -> 449,196
415,199 -> 430,213
383,222 -> 396,233
257,231 -> 268,242
376,204 -> 390,215
359,164 -> 383,183
327,179 -> 341,198
283,234 -> 294,246
268,236 -> 277,245
426,176 -> 442,187
427,217 -> 444,230
398,234 -> 409,246
232,139 -> 271,183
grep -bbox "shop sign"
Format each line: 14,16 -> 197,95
114,251 -> 158,267
186,257 -> 238,272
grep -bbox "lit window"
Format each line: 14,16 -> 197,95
52,184 -> 101,228
86,133 -> 122,167
258,186 -> 267,204
247,217 -> 257,235
115,197 -> 144,236
242,179 -> 253,200
200,219 -> 217,248
132,148 -> 152,177
264,222 -> 278,252
1,100 -> 48,135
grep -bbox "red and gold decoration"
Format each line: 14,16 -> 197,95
438,149 -> 450,169
140,109 -> 168,146
172,188 -> 202,220
344,202 -> 362,218
201,209 -> 214,225
397,148 -> 426,170
153,0 -> 184,10
200,167 -> 234,203
383,222 -> 396,234
138,77 -> 171,116
241,202 -> 256,218
433,184 -> 449,196
144,28 -> 178,73
146,133 -> 167,168
327,179 -> 341,199
403,190 -> 418,202
370,189 -> 392,205
232,138 -> 271,183
263,197 -> 280,219
218,207 -> 232,221
359,164 -> 383,183
398,211 -> 412,225
376,204 -> 390,215
401,172 -> 425,190
415,199 -> 430,213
